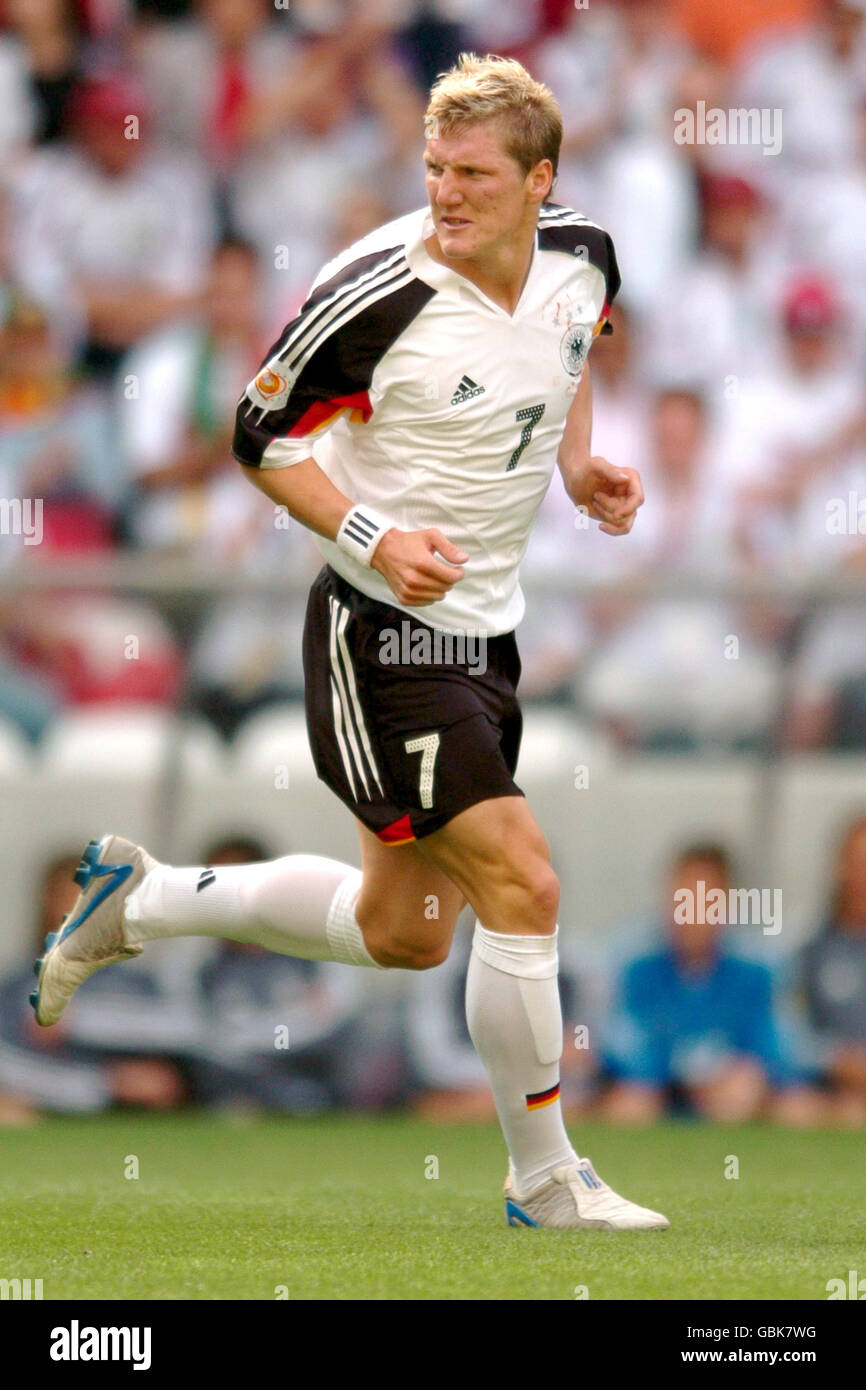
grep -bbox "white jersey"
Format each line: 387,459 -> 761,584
233,204 -> 619,635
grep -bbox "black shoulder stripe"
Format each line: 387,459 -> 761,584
267,247 -> 409,380
537,219 -> 621,311
301,244 -> 408,314
302,273 -> 436,406
233,274 -> 436,467
539,200 -> 582,218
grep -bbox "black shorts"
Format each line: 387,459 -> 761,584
302,565 -> 524,844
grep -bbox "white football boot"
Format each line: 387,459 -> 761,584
31,835 -> 157,1027
505,1157 -> 669,1231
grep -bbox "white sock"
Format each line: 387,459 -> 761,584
466,921 -> 577,1195
123,855 -> 383,968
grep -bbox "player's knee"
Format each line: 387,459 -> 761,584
364,934 -> 449,971
514,860 -> 560,929
357,898 -> 452,969
479,857 -> 559,934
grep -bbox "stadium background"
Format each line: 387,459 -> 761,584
0,0 -> 865,1134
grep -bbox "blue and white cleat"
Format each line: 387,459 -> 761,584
505,1158 -> 669,1231
30,835 -> 157,1027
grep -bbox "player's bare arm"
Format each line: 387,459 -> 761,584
240,455 -> 467,606
557,363 -> 644,535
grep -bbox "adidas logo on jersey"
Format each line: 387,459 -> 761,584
450,374 -> 486,405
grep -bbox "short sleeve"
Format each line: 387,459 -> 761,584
232,245 -> 434,469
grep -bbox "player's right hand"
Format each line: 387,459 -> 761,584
372,528 -> 468,606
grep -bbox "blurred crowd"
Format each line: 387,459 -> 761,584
3,0 -> 866,1133
0,0 -> 864,750
4,813 -> 866,1127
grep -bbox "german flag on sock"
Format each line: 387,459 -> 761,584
525,1083 -> 560,1111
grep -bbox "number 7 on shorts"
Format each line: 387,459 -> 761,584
404,732 -> 441,810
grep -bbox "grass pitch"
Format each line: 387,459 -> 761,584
0,1114 -> 862,1300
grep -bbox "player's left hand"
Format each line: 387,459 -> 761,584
571,456 -> 644,535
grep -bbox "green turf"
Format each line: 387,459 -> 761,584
0,1114 -> 863,1299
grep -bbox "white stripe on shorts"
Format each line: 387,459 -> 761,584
334,602 -> 385,797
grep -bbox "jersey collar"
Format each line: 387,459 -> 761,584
406,207 -> 539,320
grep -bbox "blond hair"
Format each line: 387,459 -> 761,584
425,52 -> 562,178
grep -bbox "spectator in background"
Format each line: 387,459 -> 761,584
0,430 -> 184,711
0,386 -> 184,713
188,553 -> 319,735
396,0 -> 469,92
599,843 -> 820,1124
779,90 -> 866,359
585,302 -> 651,482
727,277 -> 864,577
0,851 -> 186,1125
135,0 -> 299,175
117,236 -> 268,555
185,835 -> 406,1112
461,0 -> 546,55
535,0 -> 695,314
724,267 -> 866,742
3,594 -> 183,712
259,181 -> 397,339
801,815 -> 866,1124
0,6 -> 38,174
518,302 -> 651,703
670,0 -> 815,68
782,379 -> 866,747
2,0 -> 83,148
787,612 -> 866,750
650,174 -> 783,386
0,628 -> 61,742
578,388 -> 782,749
229,35 -> 423,306
10,71 -> 215,376
0,292 -> 122,525
110,238 -> 335,735
733,0 -> 866,180
0,286 -> 160,735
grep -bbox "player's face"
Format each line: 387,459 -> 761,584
423,121 -> 551,262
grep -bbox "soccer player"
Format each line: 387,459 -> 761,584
32,54 -> 668,1231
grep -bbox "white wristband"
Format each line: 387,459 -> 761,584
336,505 -> 394,567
